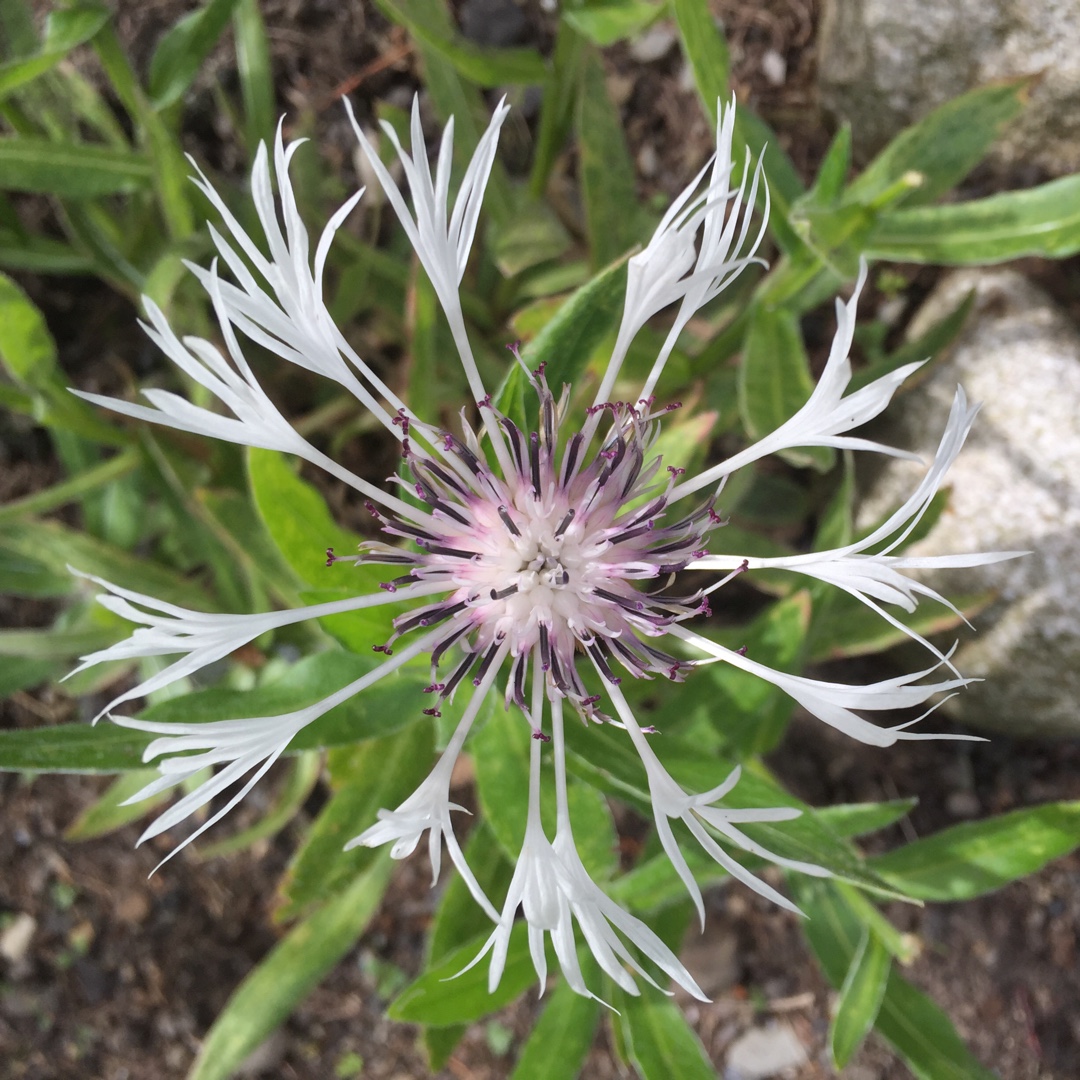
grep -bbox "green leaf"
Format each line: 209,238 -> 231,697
705,591 -> 810,756
869,801 -> 1080,901
0,650 -> 427,774
0,231 -> 95,274
140,651 -> 427,750
375,0 -> 546,86
576,47 -> 648,268
0,448 -> 140,528
830,928 -> 890,1067
473,701 -> 618,881
247,448 -> 363,587
0,518 -> 216,607
232,0 -> 274,151
187,855 -> 393,1080
563,720 -> 907,901
492,197 -> 572,277
672,0 -> 804,249
866,175 -> 1080,264
528,22 -> 584,198
807,588 -> 992,663
807,125 -> 852,206
509,976 -> 600,1080
278,721 -> 435,918
0,270 -> 56,386
389,923 -> 535,1025
815,799 -> 917,839
847,80 -> 1029,208
0,655 -> 57,696
200,750 -> 322,858
563,0 -> 660,46
739,305 -> 834,471
0,3 -> 110,99
148,0 -> 243,109
849,287 -> 974,393
520,256 -> 628,392
792,878 -> 996,1080
614,990 -> 714,1079
423,823 -> 515,1067
64,768 -> 170,840
0,721 -> 149,774
0,137 -> 152,195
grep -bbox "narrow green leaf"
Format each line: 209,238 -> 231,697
0,137 -> 151,195
376,0 -> 546,86
278,721 -> 434,918
247,448 -> 363,586
199,750 -> 322,858
0,270 -> 56,385
849,287 -> 975,393
64,768 -> 169,840
615,990 -> 714,1079
0,448 -> 139,527
847,79 -> 1029,208
0,655 -> 57,696
866,175 -> 1080,264
0,518 -> 217,607
510,977 -> 599,1080
739,305 -> 834,471
830,928 -> 890,1067
792,878 -> 996,1080
232,0 -> 274,151
807,125 -> 852,206
0,721 -> 150,774
869,801 -> 1080,901
187,855 -> 393,1080
563,0 -> 660,46
0,232 -> 95,274
528,22 -> 584,198
522,256 -> 628,391
91,24 -> 194,240
815,799 -> 917,839
422,823 -> 514,1067
706,591 -> 810,756
576,48 -> 647,268
148,0 -> 242,109
389,923 -> 535,1025
0,3 -> 110,99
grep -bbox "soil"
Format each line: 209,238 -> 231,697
4,2 -> 1080,1079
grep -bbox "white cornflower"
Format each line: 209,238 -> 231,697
72,96 -> 1011,999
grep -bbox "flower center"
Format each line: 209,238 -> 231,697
350,367 -> 723,724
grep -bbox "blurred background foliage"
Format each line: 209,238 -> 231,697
2,1 -> 1080,1078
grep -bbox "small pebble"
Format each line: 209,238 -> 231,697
0,913 -> 36,965
761,49 -> 787,87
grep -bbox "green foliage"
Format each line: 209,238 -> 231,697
188,856 -> 394,1080
3,1 -> 1079,1074
870,801 -> 1080,900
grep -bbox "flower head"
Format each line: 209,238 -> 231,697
71,96 -> 1015,1000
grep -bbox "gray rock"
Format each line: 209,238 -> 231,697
859,269 -> 1080,736
818,0 -> 1080,175
725,1023 -> 808,1079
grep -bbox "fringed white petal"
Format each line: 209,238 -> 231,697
68,571 -> 451,721
596,96 -> 769,410
605,680 -> 826,926
673,259 -> 925,502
